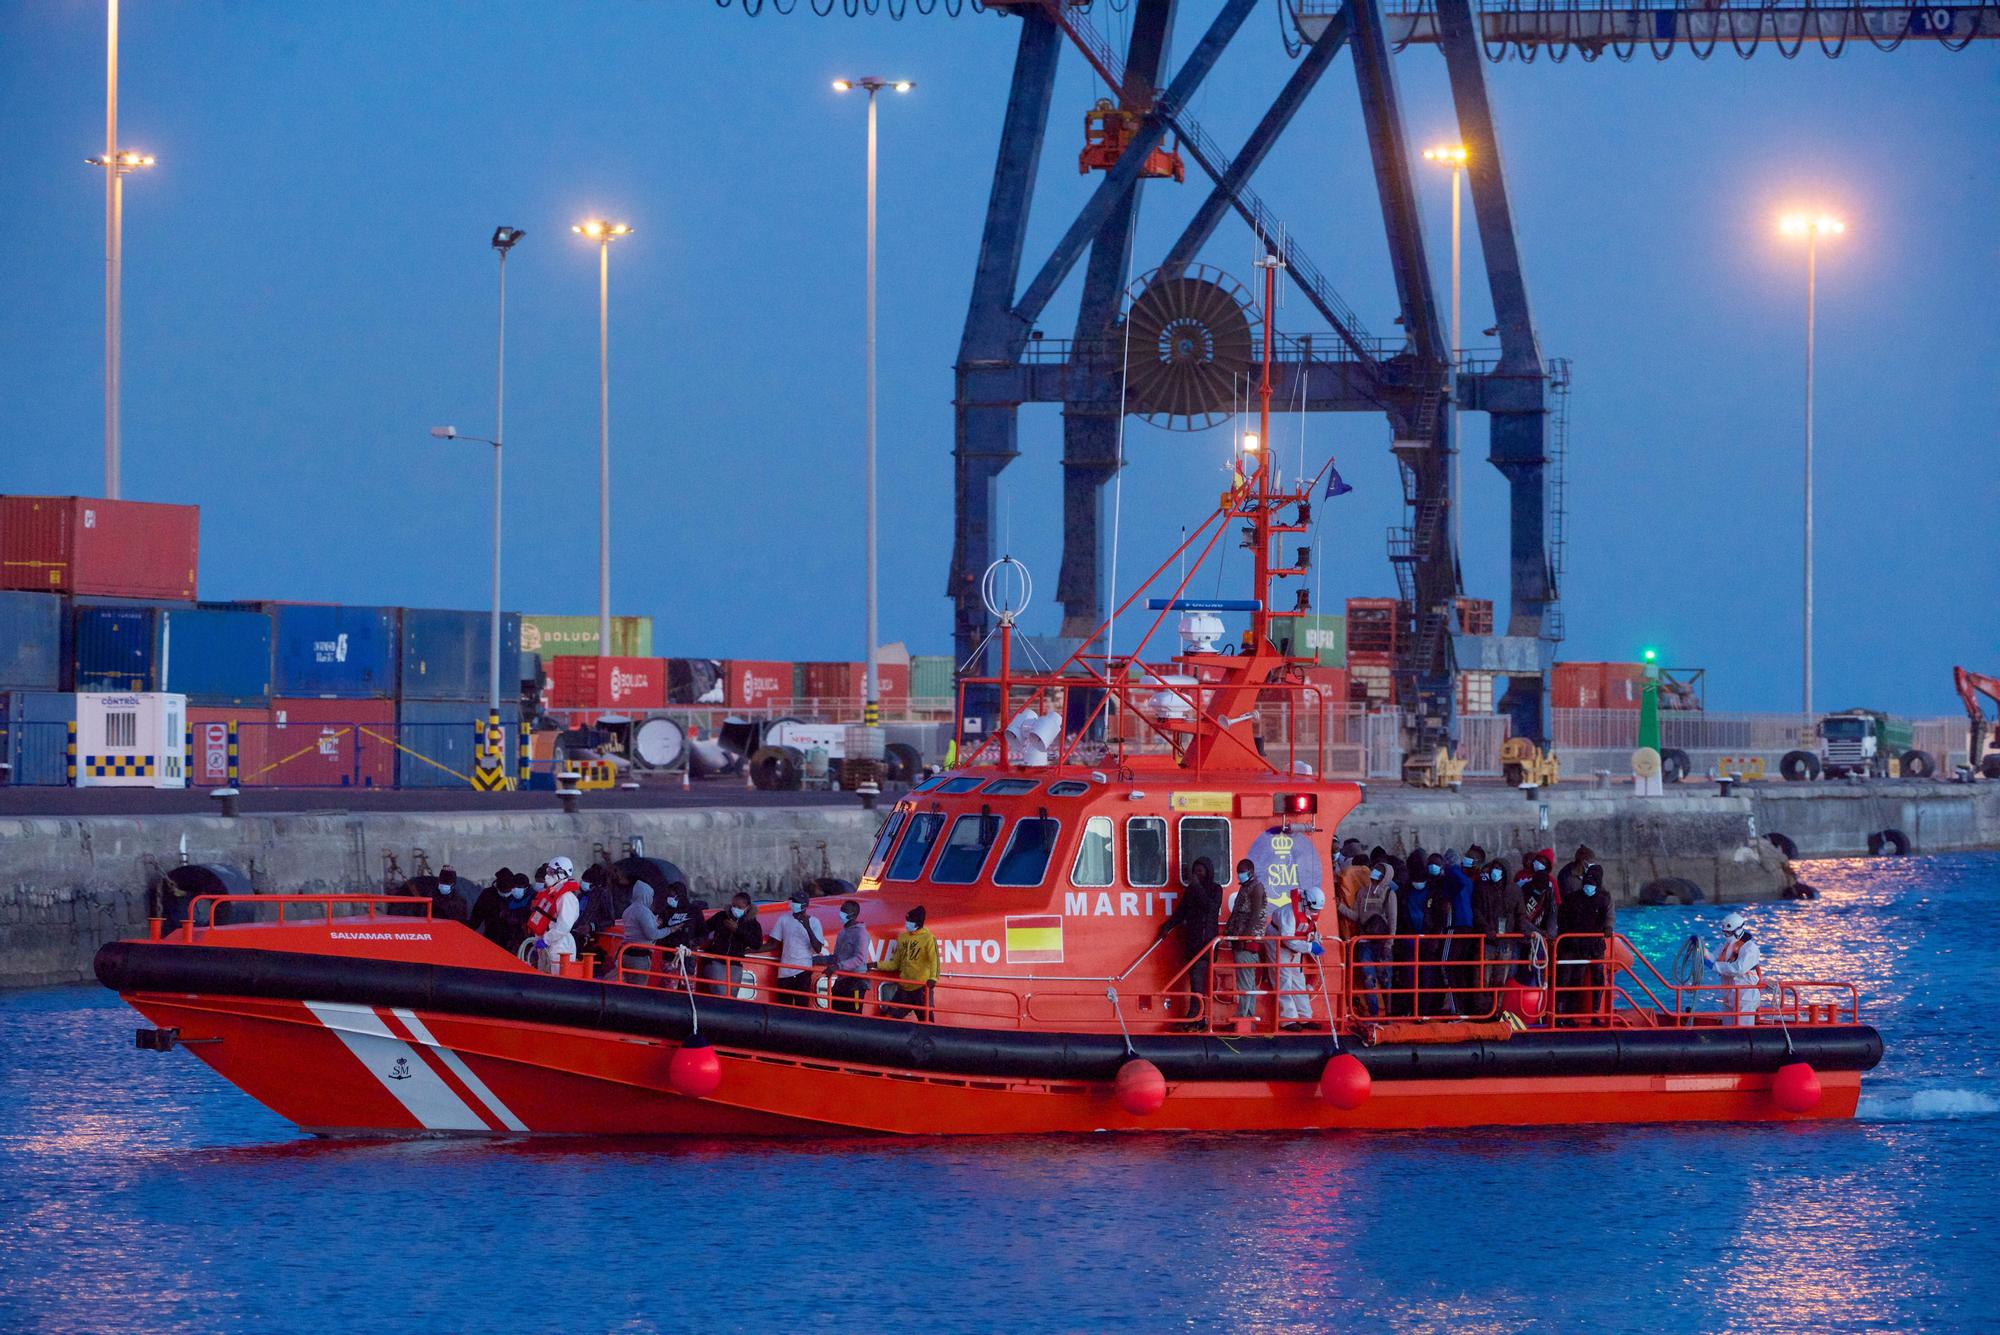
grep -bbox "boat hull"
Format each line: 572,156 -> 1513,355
99,940 -> 1877,1137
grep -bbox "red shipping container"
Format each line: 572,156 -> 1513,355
265,697 -> 397,788
1601,662 -> 1646,710
186,707 -> 273,786
725,660 -> 793,709
0,496 -> 198,598
802,661 -> 861,704
549,656 -> 666,710
876,661 -> 910,706
1551,662 -> 1598,710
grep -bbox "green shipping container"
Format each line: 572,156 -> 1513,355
911,655 -> 955,702
519,614 -> 652,660
1274,614 -> 1345,666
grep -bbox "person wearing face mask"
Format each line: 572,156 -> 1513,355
1334,851 -> 1372,942
468,868 -> 531,952
621,880 -> 669,957
1393,856 -> 1435,1018
829,900 -> 872,1014
1443,846 -> 1485,1013
699,892 -> 765,997
1268,883 -> 1326,1031
1158,856 -> 1225,1029
1555,861 -> 1613,1021
1471,857 -> 1525,1014
1351,856 -> 1399,1016
1221,858 -> 1271,1021
765,887 -> 829,1007
416,866 -> 470,925
1516,848 -> 1557,937
657,882 -> 706,951
1704,911 -> 1766,1025
876,905 -> 940,1020
524,856 -> 582,975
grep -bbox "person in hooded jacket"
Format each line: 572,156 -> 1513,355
1158,856 -> 1225,1028
1394,855 -> 1437,1017
829,900 -> 872,1014
622,881 -> 669,947
468,868 -> 532,953
1443,847 -> 1482,1013
1516,849 -> 1557,936
1223,859 -> 1271,1020
1471,857 -> 1526,1012
1556,846 -> 1597,904
877,905 -> 940,1020
655,882 -> 706,950
1555,861 -> 1613,1021
1420,853 -> 1460,1014
418,866 -> 470,925
1334,854 -> 1373,942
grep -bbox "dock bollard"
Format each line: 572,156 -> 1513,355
556,770 -> 582,814
1718,775 -> 1736,797
210,787 -> 241,818
1522,783 -> 1539,802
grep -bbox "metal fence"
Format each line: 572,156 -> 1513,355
1551,709 -> 1970,779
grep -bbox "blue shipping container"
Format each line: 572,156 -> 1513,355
0,691 -> 75,785
399,608 -> 522,702
271,604 -> 398,698
396,700 -> 521,788
72,605 -> 273,706
0,592 -> 65,691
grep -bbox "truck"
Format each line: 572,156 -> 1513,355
1781,709 -> 1934,781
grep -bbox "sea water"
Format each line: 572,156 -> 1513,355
3,853 -> 1996,1333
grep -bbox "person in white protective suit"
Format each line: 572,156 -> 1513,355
1269,884 -> 1328,1031
1704,910 -> 1765,1026
525,856 -> 582,975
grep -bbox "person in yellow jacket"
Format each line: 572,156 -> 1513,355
876,904 -> 940,1021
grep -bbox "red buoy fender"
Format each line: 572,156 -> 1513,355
1115,1058 -> 1167,1116
1319,1053 -> 1372,1109
1501,981 -> 1546,1021
1771,1061 -> 1822,1114
670,1035 -> 722,1098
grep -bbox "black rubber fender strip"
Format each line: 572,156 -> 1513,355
95,941 -> 1884,1085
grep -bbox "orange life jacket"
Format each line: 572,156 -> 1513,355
1717,934 -> 1763,983
528,880 -> 579,936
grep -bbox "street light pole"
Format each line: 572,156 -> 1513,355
489,227 -> 525,716
572,219 -> 631,658
1781,211 -> 1843,720
90,0 -> 153,500
835,76 -> 912,730
1423,144 -> 1468,562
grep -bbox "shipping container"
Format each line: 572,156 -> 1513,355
549,656 -> 667,710
71,604 -> 272,706
518,614 -> 652,660
0,591 -> 65,690
1456,670 -> 1497,715
666,658 -> 725,706
0,496 -> 198,599
75,691 -> 187,788
725,660 -> 793,710
396,700 -> 522,789
185,706 -> 274,787
267,697 -> 397,787
399,608 -> 522,702
270,603 -> 398,699
1349,663 -> 1394,704
910,654 -> 955,703
1345,598 -> 1401,658
0,691 -> 74,785
1273,613 -> 1345,667
1602,662 -> 1646,709
1552,661 -> 1645,711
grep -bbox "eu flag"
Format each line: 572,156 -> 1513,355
1324,465 -> 1354,499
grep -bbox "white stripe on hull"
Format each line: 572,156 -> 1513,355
303,1001 -> 489,1131
391,1008 -> 529,1132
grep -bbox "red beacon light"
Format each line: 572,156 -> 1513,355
1277,792 -> 1317,818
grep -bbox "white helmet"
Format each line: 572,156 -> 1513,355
545,855 -> 575,883
1300,885 -> 1326,912
1720,911 -> 1748,936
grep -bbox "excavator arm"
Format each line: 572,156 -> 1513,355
1952,666 -> 2000,771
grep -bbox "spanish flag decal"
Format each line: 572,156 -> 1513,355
1004,915 -> 1064,965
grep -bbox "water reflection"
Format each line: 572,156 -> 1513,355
3,854 -> 1997,1333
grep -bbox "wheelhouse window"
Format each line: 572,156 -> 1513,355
993,818 -> 1061,887
939,776 -> 984,794
887,811 -> 946,881
1048,780 -> 1090,798
1127,816 -> 1168,888
981,778 -> 1040,796
863,810 -> 907,881
932,813 -> 1003,884
912,774 -> 950,794
1070,816 -> 1115,888
1178,816 -> 1232,885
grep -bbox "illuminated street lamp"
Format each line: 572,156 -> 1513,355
833,76 -> 913,742
1779,211 -> 1845,719
1424,144 -> 1469,559
572,218 -> 632,657
87,0 -> 156,500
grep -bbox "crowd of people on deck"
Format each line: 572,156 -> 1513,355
383,831 -> 1761,1030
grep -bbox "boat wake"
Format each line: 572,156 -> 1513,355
1856,1087 -> 2000,1122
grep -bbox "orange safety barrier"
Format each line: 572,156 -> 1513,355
168,893 -> 433,942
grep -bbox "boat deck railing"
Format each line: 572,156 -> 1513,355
157,893 -> 434,941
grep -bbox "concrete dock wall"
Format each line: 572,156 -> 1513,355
5,781 -> 1995,989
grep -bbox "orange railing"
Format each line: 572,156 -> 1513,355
162,893 -> 433,942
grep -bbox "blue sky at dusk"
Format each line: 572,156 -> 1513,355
1,2 -> 1994,713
